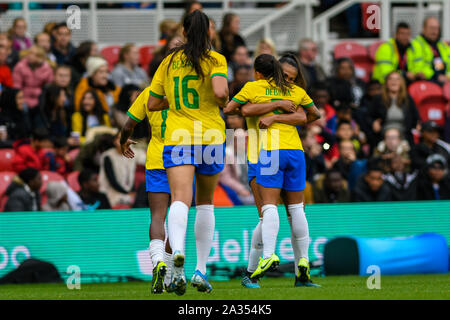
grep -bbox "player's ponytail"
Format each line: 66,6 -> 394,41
254,54 -> 291,95
279,53 -> 307,90
168,10 -> 214,79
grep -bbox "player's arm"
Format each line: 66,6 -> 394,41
212,76 -> 229,108
259,105 -> 307,129
304,104 -> 321,124
148,95 -> 169,111
120,117 -> 138,158
241,100 -> 296,117
223,99 -> 242,115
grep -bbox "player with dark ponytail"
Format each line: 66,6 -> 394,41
146,10 -> 229,295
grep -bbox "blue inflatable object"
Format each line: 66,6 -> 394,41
356,233 -> 448,275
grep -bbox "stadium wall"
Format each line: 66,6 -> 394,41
0,201 -> 449,283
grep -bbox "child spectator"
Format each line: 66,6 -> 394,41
310,84 -> 336,133
9,18 -> 32,51
313,168 -> 351,203
42,181 -> 71,211
42,136 -> 71,177
78,169 -> 111,210
98,133 -> 136,207
416,154 -> 450,200
72,89 -> 112,144
12,128 -> 50,172
333,139 -> 366,190
4,168 -> 42,212
352,159 -> 392,202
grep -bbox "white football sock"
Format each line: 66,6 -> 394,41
149,239 -> 164,267
288,203 -> 310,272
261,204 -> 279,259
168,201 -> 189,254
194,204 -> 215,275
163,251 -> 172,286
247,219 -> 263,273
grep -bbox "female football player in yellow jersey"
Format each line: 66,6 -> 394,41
147,11 -> 229,295
119,87 -> 174,294
225,54 -> 320,287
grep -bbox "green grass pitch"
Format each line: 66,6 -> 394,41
0,274 -> 449,300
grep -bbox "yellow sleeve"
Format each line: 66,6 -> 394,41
71,112 -> 83,135
232,82 -> 252,104
300,90 -> 314,108
127,89 -> 149,122
149,59 -> 167,99
210,52 -> 228,80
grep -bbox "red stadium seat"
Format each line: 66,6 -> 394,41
67,171 -> 81,192
40,171 -> 65,204
100,45 -> 121,71
368,40 -> 384,61
0,149 -> 15,171
0,171 -> 15,197
443,82 -> 450,101
408,81 -> 446,126
334,41 -> 368,60
67,148 -> 80,165
354,61 -> 373,83
139,45 -> 156,71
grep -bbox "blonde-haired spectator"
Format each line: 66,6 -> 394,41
34,32 -> 56,66
253,38 -> 278,59
111,43 -> 149,88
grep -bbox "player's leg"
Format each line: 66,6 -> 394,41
166,164 -> 195,295
148,191 -> 170,294
190,171 -> 220,293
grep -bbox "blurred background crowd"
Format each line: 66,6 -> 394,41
0,0 -> 449,213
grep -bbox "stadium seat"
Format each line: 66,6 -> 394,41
334,41 -> 368,60
0,149 -> 15,171
40,171 -> 65,204
0,171 -> 15,197
408,81 -> 446,126
100,45 -> 121,71
213,184 -> 233,207
368,40 -> 384,61
443,82 -> 450,101
68,148 -> 80,165
67,171 -> 81,193
139,45 -> 156,72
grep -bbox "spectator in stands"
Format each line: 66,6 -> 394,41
352,159 -> 392,202
374,126 -> 411,173
74,56 -> 121,113
41,136 -> 71,177
51,22 -> 76,66
12,128 -> 49,172
111,43 -> 149,88
308,106 -> 338,167
411,17 -> 450,85
0,88 -> 32,140
181,0 -> 203,24
9,18 -> 32,52
72,89 -> 112,144
327,57 -> 365,110
336,120 -> 362,155
416,154 -> 450,200
219,12 -> 246,62
366,71 -> 419,147
34,32 -> 56,66
384,154 -> 418,201
42,181 -> 71,211
228,64 -> 252,98
333,139 -> 366,190
73,133 -> 115,173
4,168 -> 42,212
99,133 -> 136,207
149,34 -> 183,78
227,45 -> 252,83
313,168 -> 351,203
0,42 -> 13,88
0,33 -> 19,69
310,84 -> 337,133
253,38 -> 277,59
69,41 -> 98,89
157,19 -> 179,46
209,18 -> 221,52
13,45 -> 54,113
78,169 -> 111,210
301,127 -> 326,182
410,121 -> 450,171
35,85 -> 69,137
373,22 -> 418,84
298,38 -> 327,91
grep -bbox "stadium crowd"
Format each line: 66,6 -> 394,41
0,1 -> 450,213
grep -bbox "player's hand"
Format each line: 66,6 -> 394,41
276,100 -> 296,113
121,139 -> 137,158
259,116 -> 276,129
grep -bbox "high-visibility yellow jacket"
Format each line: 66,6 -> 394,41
410,35 -> 450,80
372,38 -> 417,83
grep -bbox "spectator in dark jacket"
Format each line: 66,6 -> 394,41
353,159 -> 392,202
0,88 -> 32,140
51,22 -> 76,66
384,154 -> 418,201
410,121 -> 450,171
332,139 -> 366,190
4,168 -> 42,212
78,169 -> 111,210
416,154 -> 450,200
313,169 -> 351,203
219,13 -> 246,62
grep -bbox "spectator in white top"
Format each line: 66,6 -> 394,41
111,43 -> 149,88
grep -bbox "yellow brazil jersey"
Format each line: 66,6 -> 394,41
232,79 -> 314,152
149,50 -> 227,146
127,87 -> 168,170
245,116 -> 259,164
